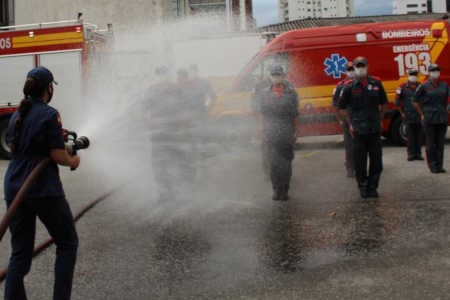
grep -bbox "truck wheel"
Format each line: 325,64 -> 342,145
390,116 -> 407,147
215,118 -> 253,147
0,118 -> 11,159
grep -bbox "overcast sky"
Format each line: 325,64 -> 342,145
253,0 -> 393,27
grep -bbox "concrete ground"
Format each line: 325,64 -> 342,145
1,134 -> 450,299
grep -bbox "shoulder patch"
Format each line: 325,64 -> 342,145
396,87 -> 402,95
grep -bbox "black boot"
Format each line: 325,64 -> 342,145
272,189 -> 281,201
359,187 -> 369,198
279,189 -> 289,201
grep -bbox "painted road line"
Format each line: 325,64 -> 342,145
297,149 -> 323,158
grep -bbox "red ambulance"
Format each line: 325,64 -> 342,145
209,20 -> 450,146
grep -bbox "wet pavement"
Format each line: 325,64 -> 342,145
2,135 -> 450,299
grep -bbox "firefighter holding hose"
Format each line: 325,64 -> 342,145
4,67 -> 80,300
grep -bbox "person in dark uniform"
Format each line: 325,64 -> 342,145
394,69 -> 424,161
177,67 -> 205,181
188,63 -> 217,160
4,67 -> 80,300
332,62 -> 356,178
142,66 -> 188,202
260,64 -> 301,201
250,65 -> 296,181
412,63 -> 450,173
338,57 -> 388,198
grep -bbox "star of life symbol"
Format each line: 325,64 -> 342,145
324,54 -> 348,79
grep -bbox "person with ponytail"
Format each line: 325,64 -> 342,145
4,66 -> 80,300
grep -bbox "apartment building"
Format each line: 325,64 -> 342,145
393,0 -> 447,14
279,0 -> 354,22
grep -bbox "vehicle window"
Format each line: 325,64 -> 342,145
239,52 -> 290,92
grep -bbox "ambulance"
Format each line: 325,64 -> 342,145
0,19 -> 113,158
209,20 -> 450,146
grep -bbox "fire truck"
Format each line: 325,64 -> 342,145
0,18 -> 113,158
209,20 -> 450,146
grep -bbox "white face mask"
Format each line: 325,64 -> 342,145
430,71 -> 440,79
355,67 -> 367,77
346,70 -> 356,79
270,75 -> 283,85
155,74 -> 168,85
408,75 -> 418,83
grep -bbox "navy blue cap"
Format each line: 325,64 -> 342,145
407,68 -> 418,75
27,66 -> 58,86
353,56 -> 368,66
428,63 -> 441,71
270,64 -> 284,75
344,61 -> 354,70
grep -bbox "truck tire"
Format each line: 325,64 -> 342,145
390,116 -> 407,147
215,118 -> 253,147
0,118 -> 11,159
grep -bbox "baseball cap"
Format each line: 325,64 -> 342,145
407,68 -> 418,75
353,56 -> 368,66
27,66 -> 58,86
344,62 -> 354,70
269,64 -> 284,75
428,63 -> 441,71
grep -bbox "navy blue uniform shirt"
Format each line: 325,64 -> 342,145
142,83 -> 187,141
4,97 -> 65,201
412,79 -> 450,124
259,85 -> 300,140
394,81 -> 421,124
338,76 -> 388,135
251,78 -> 296,113
331,77 -> 350,108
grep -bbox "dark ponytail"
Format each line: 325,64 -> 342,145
10,77 -> 47,152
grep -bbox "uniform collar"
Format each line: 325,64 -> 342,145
406,81 -> 418,87
29,96 -> 46,104
353,76 -> 374,85
426,78 -> 440,85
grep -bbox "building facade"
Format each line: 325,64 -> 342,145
278,0 -> 354,22
393,0 -> 447,14
172,0 -> 253,31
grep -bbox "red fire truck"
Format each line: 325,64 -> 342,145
209,19 -> 450,146
0,19 -> 113,158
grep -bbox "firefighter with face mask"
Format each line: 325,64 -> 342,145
394,68 -> 424,161
412,63 -> 450,173
142,66 -> 188,202
332,62 -> 356,177
338,57 -> 388,198
259,64 -> 301,201
250,64 -> 296,181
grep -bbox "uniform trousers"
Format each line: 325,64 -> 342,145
406,123 -> 424,159
424,123 -> 447,170
353,132 -> 383,190
5,197 -> 78,300
151,140 -> 185,199
261,141 -> 270,176
343,122 -> 354,170
267,138 -> 295,191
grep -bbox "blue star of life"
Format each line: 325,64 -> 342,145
324,54 -> 348,79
